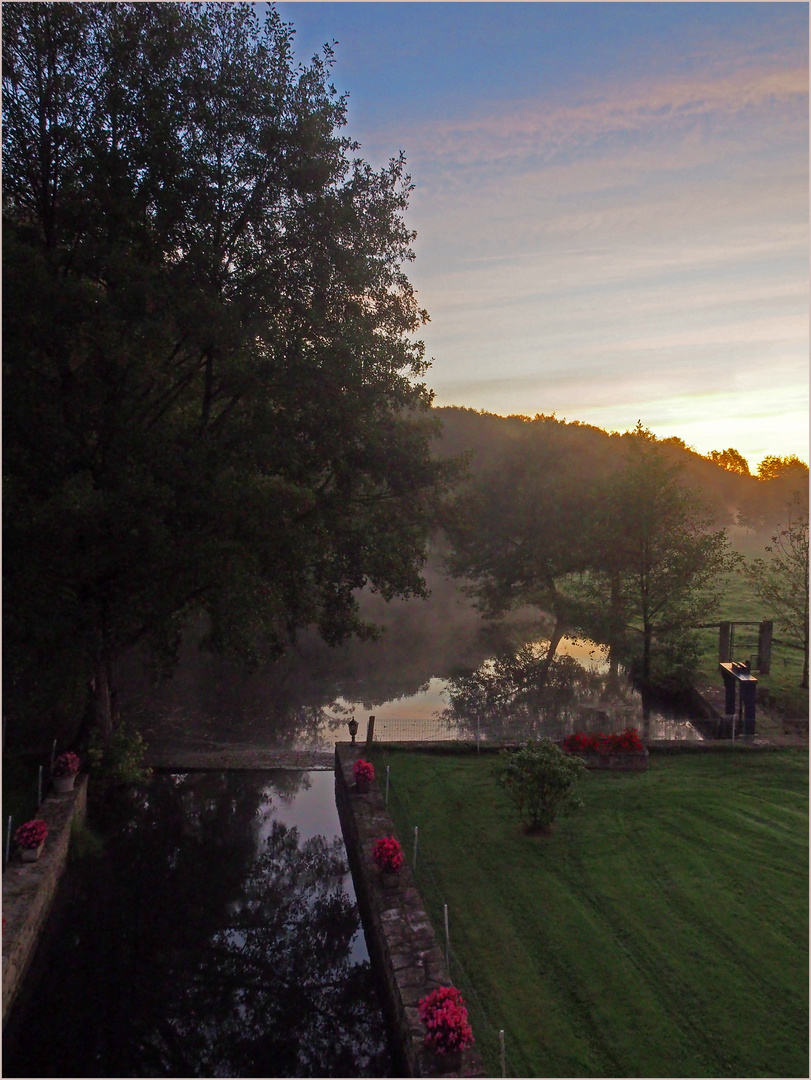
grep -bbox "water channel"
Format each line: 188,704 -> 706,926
3,770 -> 394,1078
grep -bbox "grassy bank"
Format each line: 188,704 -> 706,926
693,572 -> 807,717
371,747 -> 808,1078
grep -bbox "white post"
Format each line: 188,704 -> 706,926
385,765 -> 390,806
500,1029 -> 506,1078
444,903 -> 450,969
413,825 -> 419,869
38,765 -> 43,807
51,738 -> 58,772
5,816 -> 12,863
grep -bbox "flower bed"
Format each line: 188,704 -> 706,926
562,728 -> 648,770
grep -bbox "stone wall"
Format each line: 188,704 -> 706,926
334,745 -> 485,1078
2,774 -> 88,1021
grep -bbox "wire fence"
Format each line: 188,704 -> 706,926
378,757 -> 518,1077
367,710 -> 703,746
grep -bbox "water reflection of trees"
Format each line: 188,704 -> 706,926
137,816 -> 387,1077
4,773 -> 389,1078
440,641 -> 657,741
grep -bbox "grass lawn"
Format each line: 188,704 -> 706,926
371,747 -> 809,1078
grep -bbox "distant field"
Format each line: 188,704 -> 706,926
372,747 -> 809,1078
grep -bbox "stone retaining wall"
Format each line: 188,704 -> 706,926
334,745 -> 485,1078
2,775 -> 88,1022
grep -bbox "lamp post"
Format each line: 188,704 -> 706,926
347,717 -> 359,744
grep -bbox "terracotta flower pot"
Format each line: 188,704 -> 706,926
20,843 -> 44,862
354,779 -> 370,794
53,773 -> 77,793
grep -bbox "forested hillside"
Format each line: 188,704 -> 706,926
433,405 -> 808,545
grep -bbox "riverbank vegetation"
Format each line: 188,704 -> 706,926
373,746 -> 809,1078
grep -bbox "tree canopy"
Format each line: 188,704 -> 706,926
443,419 -> 733,696
3,1 -> 453,740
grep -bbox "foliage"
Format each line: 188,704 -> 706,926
86,724 -> 151,789
52,751 -> 81,777
2,1 -> 455,741
708,448 -> 751,475
756,455 -> 809,483
418,986 -> 474,1055
443,418 -> 615,689
352,758 -> 375,784
14,818 -> 48,849
592,424 -> 735,686
377,748 -> 809,1079
371,834 -> 404,874
494,739 -> 586,831
745,499 -> 809,688
562,728 -> 644,753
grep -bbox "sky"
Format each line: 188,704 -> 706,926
272,2 -> 809,471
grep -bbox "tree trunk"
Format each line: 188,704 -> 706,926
538,615 -> 566,689
92,655 -> 114,742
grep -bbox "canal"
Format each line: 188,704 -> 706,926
3,770 -> 394,1078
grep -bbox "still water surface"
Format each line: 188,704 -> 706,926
3,771 -> 393,1078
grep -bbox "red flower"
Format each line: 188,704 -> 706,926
52,751 -> 81,777
371,834 -> 404,874
563,728 -> 643,754
353,759 -> 375,783
14,819 -> 48,849
418,986 -> 474,1054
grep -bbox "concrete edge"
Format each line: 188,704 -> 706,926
334,745 -> 485,1078
2,774 -> 88,1023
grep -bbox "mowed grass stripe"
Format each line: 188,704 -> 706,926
373,748 -> 808,1078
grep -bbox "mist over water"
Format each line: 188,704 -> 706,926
117,558 -> 701,750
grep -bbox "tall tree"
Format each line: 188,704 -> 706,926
601,424 -> 734,688
745,499 -> 809,689
443,418 -> 608,689
3,2 -> 453,741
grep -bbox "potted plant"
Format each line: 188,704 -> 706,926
371,834 -> 404,886
418,985 -> 474,1071
352,758 -> 375,794
52,751 -> 81,792
15,819 -> 48,862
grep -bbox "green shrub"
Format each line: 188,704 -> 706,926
86,724 -> 151,790
494,739 -> 587,832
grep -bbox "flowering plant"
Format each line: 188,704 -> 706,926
353,759 -> 375,784
563,728 -> 644,754
52,751 -> 81,777
14,819 -> 48,850
371,834 -> 404,874
418,986 -> 474,1055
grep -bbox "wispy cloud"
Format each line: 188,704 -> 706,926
369,64 -> 808,172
